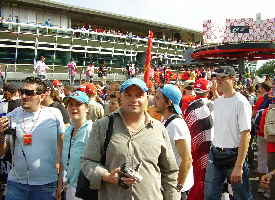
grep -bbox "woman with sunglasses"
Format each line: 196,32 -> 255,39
62,91 -> 92,200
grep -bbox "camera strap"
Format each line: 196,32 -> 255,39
101,115 -> 114,165
66,128 -> 74,168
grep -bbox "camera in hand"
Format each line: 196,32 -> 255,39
118,163 -> 143,189
4,128 -> 16,136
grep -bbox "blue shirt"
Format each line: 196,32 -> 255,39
7,106 -> 65,185
62,121 -> 92,187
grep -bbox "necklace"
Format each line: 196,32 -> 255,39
22,107 -> 43,133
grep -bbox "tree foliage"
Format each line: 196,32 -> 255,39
256,60 -> 275,76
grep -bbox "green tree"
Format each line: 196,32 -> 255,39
257,60 -> 275,76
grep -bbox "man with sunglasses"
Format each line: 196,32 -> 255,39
0,77 -> 65,200
204,66 -> 253,200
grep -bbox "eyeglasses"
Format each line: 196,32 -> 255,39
20,89 -> 43,96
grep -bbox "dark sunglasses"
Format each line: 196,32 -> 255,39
20,89 -> 43,96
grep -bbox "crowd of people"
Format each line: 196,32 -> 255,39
0,64 -> 274,200
0,16 -> 190,46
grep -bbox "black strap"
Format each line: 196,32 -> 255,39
164,114 -> 181,128
66,128 -> 74,167
101,115 -> 114,165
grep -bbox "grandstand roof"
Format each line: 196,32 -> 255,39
10,0 -> 201,34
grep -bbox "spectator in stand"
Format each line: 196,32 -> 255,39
86,64 -> 95,82
67,61 -> 78,85
34,56 -> 50,80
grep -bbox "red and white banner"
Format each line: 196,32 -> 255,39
203,18 -> 275,44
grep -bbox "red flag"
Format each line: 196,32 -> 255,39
144,30 -> 154,86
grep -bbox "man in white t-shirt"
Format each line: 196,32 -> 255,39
155,84 -> 193,200
34,56 -> 50,80
204,66 -> 253,200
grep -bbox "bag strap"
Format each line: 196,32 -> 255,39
101,115 -> 114,165
164,114 -> 181,128
66,128 -> 74,167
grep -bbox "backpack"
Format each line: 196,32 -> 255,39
264,107 -> 275,142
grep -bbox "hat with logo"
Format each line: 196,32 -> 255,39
194,78 -> 212,93
215,66 -> 236,77
159,84 -> 182,115
120,78 -> 148,93
63,91 -> 90,104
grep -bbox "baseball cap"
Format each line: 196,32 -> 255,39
120,78 -> 148,93
215,66 -> 236,77
52,80 -> 62,87
194,78 -> 212,93
85,83 -> 97,96
63,91 -> 90,105
159,84 -> 182,115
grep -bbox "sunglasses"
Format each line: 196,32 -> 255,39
20,89 -> 43,96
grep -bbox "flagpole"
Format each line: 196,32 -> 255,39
144,30 -> 154,86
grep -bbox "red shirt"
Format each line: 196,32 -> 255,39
258,108 -> 269,137
252,96 -> 264,116
181,95 -> 195,113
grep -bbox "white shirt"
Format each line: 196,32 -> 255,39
164,117 -> 194,192
34,61 -> 48,75
212,92 -> 252,148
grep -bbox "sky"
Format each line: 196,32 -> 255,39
55,0 -> 274,31
54,0 -> 274,68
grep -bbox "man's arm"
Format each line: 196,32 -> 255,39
175,139 -> 192,188
230,130 -> 251,184
81,119 -> 109,189
0,117 -> 10,156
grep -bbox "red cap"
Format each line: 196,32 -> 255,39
84,84 -> 97,96
194,78 -> 212,93
52,80 -> 62,87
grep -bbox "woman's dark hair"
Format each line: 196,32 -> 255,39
162,93 -> 177,114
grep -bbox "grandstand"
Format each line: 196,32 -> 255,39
0,0 -> 202,78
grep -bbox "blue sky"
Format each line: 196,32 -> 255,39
55,0 -> 274,31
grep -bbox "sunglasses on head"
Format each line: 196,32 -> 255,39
20,89 -> 43,96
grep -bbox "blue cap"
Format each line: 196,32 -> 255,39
120,78 -> 148,93
63,91 -> 90,104
159,84 -> 182,115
